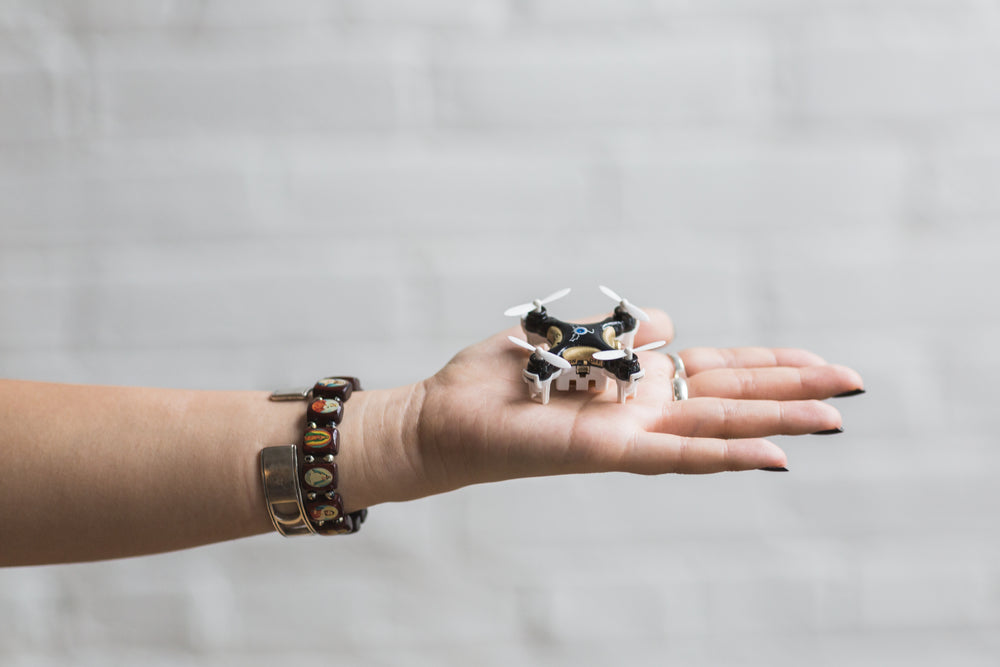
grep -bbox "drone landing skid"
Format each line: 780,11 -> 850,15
522,370 -> 555,405
554,374 -> 608,393
615,370 -> 644,404
522,370 -> 644,405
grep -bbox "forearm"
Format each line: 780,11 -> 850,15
0,380 -> 312,565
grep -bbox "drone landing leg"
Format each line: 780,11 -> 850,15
540,379 -> 552,405
616,377 -> 643,403
523,370 -> 557,405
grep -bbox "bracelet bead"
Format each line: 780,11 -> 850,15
303,426 -> 339,455
302,462 -> 339,490
307,397 -> 343,425
313,377 -> 354,402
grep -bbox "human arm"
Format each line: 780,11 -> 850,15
0,308 -> 863,566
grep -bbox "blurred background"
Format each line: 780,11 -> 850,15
1,1 -> 999,665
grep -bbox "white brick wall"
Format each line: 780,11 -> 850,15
2,1 -> 999,665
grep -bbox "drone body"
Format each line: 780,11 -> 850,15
506,287 -> 665,404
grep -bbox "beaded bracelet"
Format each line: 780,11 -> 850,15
261,376 -> 367,537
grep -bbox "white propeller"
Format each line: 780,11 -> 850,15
592,339 -> 667,361
598,285 -> 650,322
507,335 -> 572,370
504,288 -> 572,318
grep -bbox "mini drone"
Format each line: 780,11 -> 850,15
505,286 -> 666,404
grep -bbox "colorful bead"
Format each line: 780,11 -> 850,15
310,398 -> 340,414
309,504 -> 341,522
308,398 -> 343,425
313,377 -> 353,402
304,428 -> 332,448
303,466 -> 335,488
302,427 -> 338,457
335,376 -> 363,392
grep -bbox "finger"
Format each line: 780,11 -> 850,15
619,432 -> 786,474
688,364 -> 864,401
632,307 -> 675,347
682,347 -> 828,375
655,397 -> 842,438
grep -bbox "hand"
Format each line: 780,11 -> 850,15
344,308 -> 864,509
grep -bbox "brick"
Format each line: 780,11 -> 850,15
228,563 -> 520,648
457,472 -> 844,549
91,32 -> 421,136
649,0 -> 986,17
71,593 -> 194,648
0,141 -> 264,244
433,31 -> 774,128
522,0 -> 655,24
705,578 -> 826,632
0,71 -> 59,143
788,17 -> 1000,122
928,131 -> 1000,222
536,583 -> 667,641
42,0 -> 510,29
765,233 -> 1000,346
776,474 -> 1000,539
279,141 -> 598,234
0,571 -> 58,651
83,274 -> 398,348
72,0 -> 345,29
857,538 -> 999,629
618,135 -> 909,232
99,64 -> 398,136
0,284 -> 81,350
342,0 -> 510,27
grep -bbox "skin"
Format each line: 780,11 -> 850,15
0,308 -> 863,566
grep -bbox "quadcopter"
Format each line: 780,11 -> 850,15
505,286 -> 666,405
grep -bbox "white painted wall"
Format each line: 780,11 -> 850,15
2,1 -> 998,664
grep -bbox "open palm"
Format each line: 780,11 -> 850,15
406,308 -> 863,501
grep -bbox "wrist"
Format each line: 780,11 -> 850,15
335,381 -> 427,511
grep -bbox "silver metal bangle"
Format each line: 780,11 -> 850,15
259,444 -> 315,536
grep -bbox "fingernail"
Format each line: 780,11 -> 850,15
812,427 -> 844,435
834,388 -> 866,398
758,466 -> 789,472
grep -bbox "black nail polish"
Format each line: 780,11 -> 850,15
812,427 -> 844,435
758,466 -> 789,472
834,388 -> 866,398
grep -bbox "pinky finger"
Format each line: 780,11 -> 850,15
621,432 -> 787,475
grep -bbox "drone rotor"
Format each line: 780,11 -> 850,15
507,335 -> 572,370
503,287 -> 571,318
592,339 -> 667,361
598,285 -> 650,323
